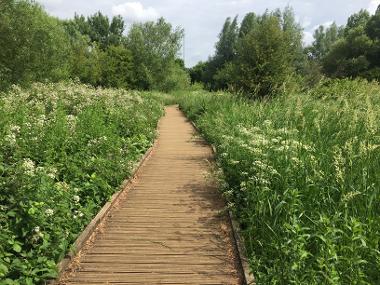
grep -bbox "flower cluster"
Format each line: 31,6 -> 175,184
0,82 -> 165,283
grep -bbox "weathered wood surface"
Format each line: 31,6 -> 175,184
58,106 -> 243,284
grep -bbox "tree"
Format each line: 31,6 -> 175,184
214,16 -> 239,65
205,16 -> 239,90
100,45 -> 133,88
87,12 -> 110,49
322,10 -> 376,79
189,62 -> 207,84
0,0 -> 71,89
232,13 -> 293,98
126,17 -> 185,91
345,9 -> 370,35
310,23 -> 341,60
278,6 -> 306,72
109,16 -> 125,46
68,12 -> 125,50
239,13 -> 258,38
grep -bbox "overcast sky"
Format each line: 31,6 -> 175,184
38,0 -> 380,67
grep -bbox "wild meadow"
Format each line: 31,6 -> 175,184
176,79 -> 380,284
0,82 -> 163,284
3,1 -> 380,284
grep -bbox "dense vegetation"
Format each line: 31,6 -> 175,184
176,79 -> 380,284
190,6 -> 380,98
0,82 -> 164,283
190,7 -> 305,98
308,7 -> 380,81
2,1 -> 380,284
0,0 -> 189,91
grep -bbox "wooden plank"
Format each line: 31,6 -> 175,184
56,106 -> 244,285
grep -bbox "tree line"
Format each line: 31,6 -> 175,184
0,0 -> 189,91
190,5 -> 380,98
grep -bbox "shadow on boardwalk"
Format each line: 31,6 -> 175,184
58,106 -> 244,285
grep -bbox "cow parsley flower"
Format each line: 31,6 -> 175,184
45,209 -> 54,216
5,133 -> 17,146
22,159 -> 36,176
10,125 -> 21,134
73,195 -> 80,203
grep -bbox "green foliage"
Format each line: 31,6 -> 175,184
232,12 -> 294,98
0,82 -> 164,284
190,7 -> 304,98
279,6 -> 307,72
0,1 -> 187,92
322,10 -> 373,79
100,45 -> 133,88
157,63 -> 190,92
126,18 -> 187,91
309,5 -> 380,82
175,79 -> 380,284
207,16 -> 239,90
308,23 -> 342,61
71,12 -> 125,50
189,61 -> 207,85
0,0 -> 71,89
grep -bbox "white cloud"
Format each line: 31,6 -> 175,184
301,17 -> 312,29
303,31 -> 314,45
112,2 -> 159,22
368,0 -> 380,14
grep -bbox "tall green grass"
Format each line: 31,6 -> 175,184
176,79 -> 380,284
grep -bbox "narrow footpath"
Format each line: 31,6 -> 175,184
59,106 -> 243,284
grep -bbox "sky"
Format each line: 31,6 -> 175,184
37,0 -> 380,67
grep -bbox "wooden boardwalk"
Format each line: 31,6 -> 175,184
59,106 -> 243,284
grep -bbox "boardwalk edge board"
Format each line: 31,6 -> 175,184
188,118 -> 256,285
47,138 -> 158,284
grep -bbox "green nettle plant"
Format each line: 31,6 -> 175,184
176,78 -> 380,284
0,82 -> 164,284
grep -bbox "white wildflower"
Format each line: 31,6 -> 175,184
73,195 -> 80,203
238,126 -> 251,136
22,159 -> 36,176
36,115 -> 46,127
47,168 -> 57,179
66,115 -> 76,123
0,205 -> 8,211
5,133 -> 17,146
45,209 -> 54,216
55,182 -> 69,191
34,226 -> 40,233
10,125 -> 21,134
47,173 -> 55,179
291,157 -> 302,166
263,120 -> 272,127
